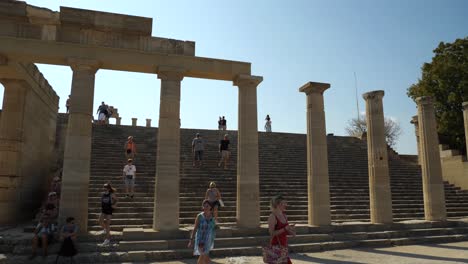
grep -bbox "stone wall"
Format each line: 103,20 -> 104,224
441,155 -> 468,190
0,62 -> 58,224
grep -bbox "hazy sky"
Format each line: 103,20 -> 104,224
2,0 -> 467,154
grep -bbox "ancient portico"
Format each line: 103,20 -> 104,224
0,1 -> 262,231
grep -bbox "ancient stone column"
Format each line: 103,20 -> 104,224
116,117 -> 122,126
362,90 -> 393,224
132,118 -> 137,127
416,96 -> 447,221
59,59 -> 99,231
146,119 -> 152,127
463,102 -> 468,155
0,79 -> 28,224
410,116 -> 421,164
233,74 -> 262,228
299,82 -> 331,226
153,69 -> 184,231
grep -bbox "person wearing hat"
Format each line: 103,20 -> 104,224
122,159 -> 137,198
124,136 -> 137,160
192,133 -> 205,168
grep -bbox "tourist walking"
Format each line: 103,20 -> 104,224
96,101 -> 109,125
122,159 -> 136,198
124,136 -> 137,159
221,116 -> 227,130
188,200 -> 216,264
265,114 -> 272,132
267,195 -> 295,264
205,182 -> 222,223
218,134 -> 230,169
99,183 -> 117,246
192,133 -> 205,167
66,95 -> 71,113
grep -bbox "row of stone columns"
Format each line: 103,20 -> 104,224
300,82 -> 452,226
110,117 -> 152,126
57,59 -> 264,231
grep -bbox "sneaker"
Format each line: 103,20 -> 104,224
130,194 -> 134,198
102,239 -> 110,246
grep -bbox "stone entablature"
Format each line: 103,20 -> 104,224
0,1 -> 195,56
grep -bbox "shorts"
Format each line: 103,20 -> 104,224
209,200 -> 220,209
125,176 -> 135,187
98,113 -> 106,121
37,233 -> 54,247
221,125 -> 227,130
126,149 -> 132,154
101,209 -> 113,216
221,150 -> 230,159
194,150 -> 203,161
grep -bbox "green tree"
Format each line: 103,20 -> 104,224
407,37 -> 468,154
345,114 -> 402,148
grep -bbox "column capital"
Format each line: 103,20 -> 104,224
233,74 -> 263,87
67,58 -> 100,73
416,96 -> 433,106
462,102 -> 468,110
362,90 -> 384,101
299,82 -> 330,95
410,115 -> 418,125
157,66 -> 185,81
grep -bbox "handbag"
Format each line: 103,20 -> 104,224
262,235 -> 289,264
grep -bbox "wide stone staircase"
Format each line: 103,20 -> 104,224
4,124 -> 468,263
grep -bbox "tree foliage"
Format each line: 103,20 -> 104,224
407,37 -> 468,154
345,114 -> 402,147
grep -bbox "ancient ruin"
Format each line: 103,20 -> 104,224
0,1 -> 467,262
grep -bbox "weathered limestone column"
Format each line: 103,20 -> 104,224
463,102 -> 468,155
410,116 -> 422,164
0,79 -> 28,224
416,96 -> 447,221
299,82 -> 331,226
132,118 -> 137,126
146,119 -> 152,127
116,117 -> 122,126
59,59 -> 99,231
233,74 -> 262,228
363,90 -> 393,224
153,69 -> 184,231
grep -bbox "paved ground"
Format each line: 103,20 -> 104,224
158,241 -> 468,264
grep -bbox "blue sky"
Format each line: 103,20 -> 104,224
2,0 -> 467,154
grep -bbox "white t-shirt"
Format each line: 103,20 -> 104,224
123,165 -> 136,176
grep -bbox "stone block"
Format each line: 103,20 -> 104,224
60,7 -> 152,35
0,1 -> 27,18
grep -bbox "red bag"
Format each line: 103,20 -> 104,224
262,236 -> 289,264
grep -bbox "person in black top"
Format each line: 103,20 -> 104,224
218,116 -> 222,130
218,134 -> 230,169
221,116 -> 227,131
99,183 -> 117,246
96,102 -> 108,125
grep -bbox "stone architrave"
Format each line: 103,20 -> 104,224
362,90 -> 393,224
116,117 -> 122,126
153,68 -> 184,231
0,79 -> 28,224
299,82 -> 331,226
233,74 -> 262,228
463,102 -> 468,155
410,116 -> 422,165
59,58 -> 99,231
146,119 -> 152,127
132,118 -> 137,126
416,96 -> 447,221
